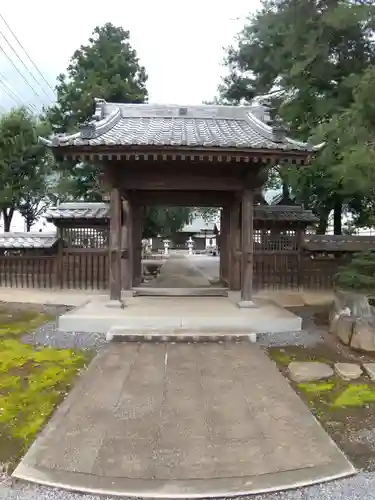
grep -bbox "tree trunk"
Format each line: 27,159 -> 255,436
333,198 -> 342,235
2,208 -> 14,232
316,210 -> 329,234
282,180 -> 289,199
26,220 -> 32,232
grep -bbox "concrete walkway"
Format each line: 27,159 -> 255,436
13,342 -> 355,498
144,253 -> 215,288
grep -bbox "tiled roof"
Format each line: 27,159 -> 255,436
41,99 -> 322,153
45,202 -> 318,224
46,202 -> 109,221
303,235 -> 375,252
0,232 -> 58,249
269,192 -> 296,206
254,205 -> 318,223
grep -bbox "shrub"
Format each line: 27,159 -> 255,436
334,250 -> 375,293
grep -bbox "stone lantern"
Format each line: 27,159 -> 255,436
187,237 -> 194,255
163,239 -> 171,256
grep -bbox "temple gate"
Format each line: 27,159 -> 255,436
42,99 -> 319,306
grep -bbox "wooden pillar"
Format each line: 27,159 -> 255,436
229,199 -> 241,291
219,209 -> 224,282
219,207 -> 230,285
132,205 -> 143,286
238,189 -> 256,307
121,197 -> 132,291
109,186 -> 122,301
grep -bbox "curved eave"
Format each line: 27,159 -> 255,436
245,112 -> 325,154
43,143 -> 314,166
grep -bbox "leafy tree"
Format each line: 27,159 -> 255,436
143,207 -> 192,238
48,23 -> 148,132
47,22 -> 148,201
48,23 -> 192,235
220,0 -> 375,234
0,109 -> 53,231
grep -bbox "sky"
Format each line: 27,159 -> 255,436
0,0 -> 259,110
0,0 -> 260,231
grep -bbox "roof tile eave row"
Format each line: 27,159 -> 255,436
40,101 -> 317,154
46,203 -> 318,223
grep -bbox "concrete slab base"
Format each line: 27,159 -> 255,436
58,295 -> 302,335
106,329 -> 257,343
237,299 -> 257,308
13,343 -> 355,498
133,287 -> 228,297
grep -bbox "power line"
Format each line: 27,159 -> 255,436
0,27 -> 53,103
0,71 -> 36,113
0,12 -> 56,96
0,41 -> 47,107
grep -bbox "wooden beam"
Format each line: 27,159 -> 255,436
238,189 -> 255,307
109,186 -> 122,301
120,172 -> 244,191
131,190 -> 233,207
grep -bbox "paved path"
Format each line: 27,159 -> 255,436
14,342 -> 354,498
146,254 -> 215,288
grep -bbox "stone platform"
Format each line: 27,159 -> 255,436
13,343 -> 355,498
58,294 -> 302,335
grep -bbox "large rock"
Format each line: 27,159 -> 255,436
350,319 -> 375,352
335,289 -> 372,319
334,362 -> 362,380
288,361 -> 334,383
362,363 -> 375,381
335,314 -> 354,345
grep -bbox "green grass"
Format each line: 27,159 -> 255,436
0,306 -> 91,470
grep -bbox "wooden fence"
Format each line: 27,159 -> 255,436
0,256 -> 57,288
0,234 -> 369,291
0,251 -> 108,290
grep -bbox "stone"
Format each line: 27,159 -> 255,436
334,290 -> 372,319
237,300 -> 258,309
335,314 -> 354,345
362,363 -> 375,381
334,363 -> 362,380
288,361 -> 334,383
350,319 -> 375,352
349,294 -> 372,319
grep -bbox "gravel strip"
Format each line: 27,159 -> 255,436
0,472 -> 374,499
21,321 -> 106,351
258,328 -> 323,347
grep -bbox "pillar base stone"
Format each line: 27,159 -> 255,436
105,299 -> 126,309
237,299 -> 257,309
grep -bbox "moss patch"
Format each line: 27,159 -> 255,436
332,384 -> 375,408
0,305 -> 91,471
268,345 -> 335,366
298,381 -> 335,393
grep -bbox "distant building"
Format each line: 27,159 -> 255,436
151,215 -> 219,252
